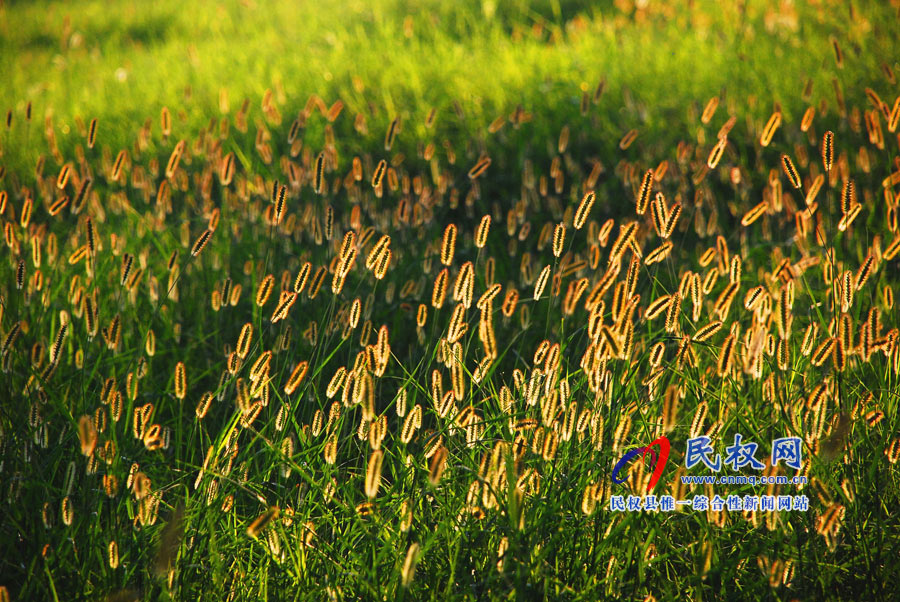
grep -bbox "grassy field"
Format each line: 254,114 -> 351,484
2,0 -> 900,600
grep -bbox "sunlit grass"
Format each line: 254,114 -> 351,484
1,0 -> 900,600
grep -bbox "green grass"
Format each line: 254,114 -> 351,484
1,0 -> 900,600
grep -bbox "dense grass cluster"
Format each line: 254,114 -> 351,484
2,0 -> 900,600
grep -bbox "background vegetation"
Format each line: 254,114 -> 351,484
1,0 -> 899,600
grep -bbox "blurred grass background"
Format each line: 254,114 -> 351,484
2,0 -> 895,176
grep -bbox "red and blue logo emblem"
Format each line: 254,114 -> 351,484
611,436 -> 671,492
